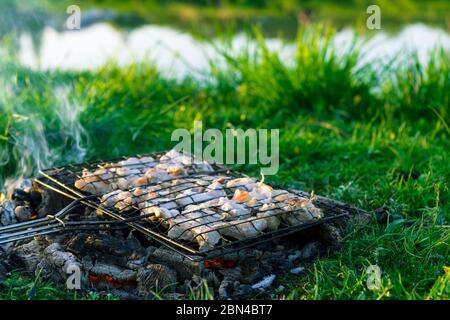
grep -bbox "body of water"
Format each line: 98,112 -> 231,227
14,22 -> 450,79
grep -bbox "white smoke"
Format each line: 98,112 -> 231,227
1,85 -> 88,196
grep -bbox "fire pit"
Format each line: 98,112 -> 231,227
0,150 -> 364,299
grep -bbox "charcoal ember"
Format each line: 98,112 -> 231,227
8,239 -> 47,273
66,233 -> 145,268
218,268 -> 241,299
239,257 -> 262,284
260,250 -> 292,274
38,243 -> 85,285
0,200 -> 17,226
147,247 -> 203,280
87,262 -> 137,289
89,263 -> 137,281
137,264 -> 177,296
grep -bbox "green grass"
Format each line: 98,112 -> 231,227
0,25 -> 449,300
0,272 -> 118,300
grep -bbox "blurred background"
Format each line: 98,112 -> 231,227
1,0 -> 449,75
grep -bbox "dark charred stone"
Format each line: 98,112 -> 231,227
350,212 -> 373,225
66,233 -> 145,268
259,250 -> 292,274
88,263 -> 136,283
374,206 -> 389,224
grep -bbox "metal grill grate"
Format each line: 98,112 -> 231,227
2,151 -> 360,261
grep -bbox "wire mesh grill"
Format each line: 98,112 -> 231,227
31,150 -> 354,261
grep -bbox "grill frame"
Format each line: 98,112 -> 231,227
30,151 -> 360,261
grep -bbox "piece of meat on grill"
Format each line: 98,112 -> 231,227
214,217 -> 267,240
225,177 -> 258,191
273,193 -> 323,225
140,205 -> 180,224
215,197 -> 252,220
159,149 -> 214,173
257,203 -> 282,231
175,188 -> 227,208
75,166 -> 142,194
117,156 -> 156,172
166,209 -> 222,250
